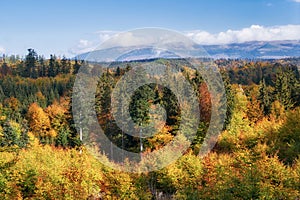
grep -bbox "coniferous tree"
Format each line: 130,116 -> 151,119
220,70 -> 235,129
24,49 -> 38,78
274,69 -> 298,110
48,55 -> 56,77
38,56 -> 47,77
55,59 -> 61,75
73,59 -> 81,74
61,56 -> 69,74
258,78 -> 272,115
1,62 -> 10,76
116,66 -> 121,76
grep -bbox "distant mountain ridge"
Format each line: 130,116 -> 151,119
76,40 -> 300,61
203,40 -> 300,59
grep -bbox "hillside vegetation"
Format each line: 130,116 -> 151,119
0,50 -> 300,199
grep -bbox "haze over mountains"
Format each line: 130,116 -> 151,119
76,40 -> 300,62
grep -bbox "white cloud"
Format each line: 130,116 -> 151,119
292,0 -> 300,3
0,46 -> 5,54
186,25 -> 300,45
69,31 -> 117,55
99,31 -> 184,48
69,39 -> 97,55
95,30 -> 118,43
79,39 -> 89,47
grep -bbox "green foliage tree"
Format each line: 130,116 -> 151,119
0,120 -> 28,148
272,107 -> 300,165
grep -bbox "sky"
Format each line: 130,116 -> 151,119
0,0 -> 299,57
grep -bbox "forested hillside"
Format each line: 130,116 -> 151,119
0,50 -> 300,199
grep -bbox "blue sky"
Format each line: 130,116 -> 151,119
0,0 -> 299,57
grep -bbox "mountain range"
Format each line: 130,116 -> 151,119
76,40 -> 300,62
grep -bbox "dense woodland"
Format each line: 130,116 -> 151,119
0,49 -> 300,199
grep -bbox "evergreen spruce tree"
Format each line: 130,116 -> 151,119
48,55 -> 56,77
24,49 -> 38,78
258,78 -> 272,115
274,69 -> 297,110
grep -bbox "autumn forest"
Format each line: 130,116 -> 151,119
0,49 -> 300,199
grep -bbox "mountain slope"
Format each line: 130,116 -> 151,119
76,40 -> 300,61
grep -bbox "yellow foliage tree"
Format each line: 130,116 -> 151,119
45,101 -> 67,132
27,103 -> 55,144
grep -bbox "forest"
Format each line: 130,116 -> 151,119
0,49 -> 300,199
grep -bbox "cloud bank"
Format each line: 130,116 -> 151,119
186,25 -> 300,45
70,25 -> 300,55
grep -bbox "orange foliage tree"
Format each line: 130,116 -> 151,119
27,103 -> 55,144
